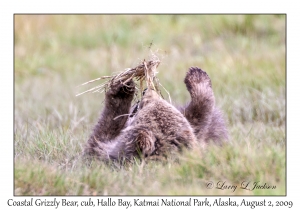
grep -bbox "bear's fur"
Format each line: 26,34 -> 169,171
84,67 -> 228,162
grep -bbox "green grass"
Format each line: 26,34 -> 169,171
14,14 -> 286,195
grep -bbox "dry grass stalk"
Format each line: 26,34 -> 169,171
76,54 -> 161,97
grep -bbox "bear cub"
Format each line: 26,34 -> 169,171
84,67 -> 228,162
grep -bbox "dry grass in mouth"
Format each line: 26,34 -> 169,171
76,53 -> 164,99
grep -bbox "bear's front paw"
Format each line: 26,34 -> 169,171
107,79 -> 135,99
184,67 -> 212,92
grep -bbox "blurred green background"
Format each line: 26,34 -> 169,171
14,15 -> 285,195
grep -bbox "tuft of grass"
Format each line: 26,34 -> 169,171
15,14 -> 285,195
76,53 -> 161,98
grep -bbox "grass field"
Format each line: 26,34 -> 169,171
14,15 -> 286,195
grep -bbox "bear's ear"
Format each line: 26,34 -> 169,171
139,89 -> 161,109
139,96 -> 152,109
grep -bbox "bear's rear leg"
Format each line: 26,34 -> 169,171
182,67 -> 215,141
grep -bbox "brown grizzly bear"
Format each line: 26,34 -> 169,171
84,67 -> 228,162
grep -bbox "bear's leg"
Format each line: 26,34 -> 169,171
84,80 -> 135,157
182,67 -> 215,141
